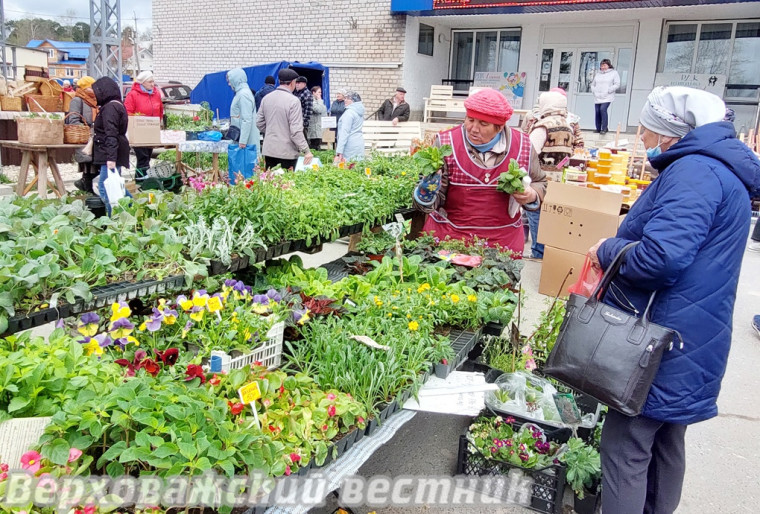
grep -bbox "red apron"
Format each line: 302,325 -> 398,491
422,126 -> 532,252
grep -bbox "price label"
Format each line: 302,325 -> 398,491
395,213 -> 405,224
238,382 -> 261,405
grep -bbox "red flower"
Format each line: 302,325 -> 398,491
253,360 -> 263,366
441,358 -> 448,365
327,405 -> 336,417
321,424 -> 328,431
357,416 -> 365,425
192,115 -> 200,122
84,506 -> 96,514
227,401 -> 244,415
209,374 -> 221,386
279,385 -> 285,395
154,348 -> 179,366
284,465 -> 291,476
289,452 -> 301,463
137,358 -> 160,377
185,364 -> 206,384
114,358 -> 136,377
0,464 -> 7,472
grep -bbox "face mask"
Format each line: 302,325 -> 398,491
645,136 -> 662,159
467,131 -> 501,152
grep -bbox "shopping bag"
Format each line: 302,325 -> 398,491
103,167 -> 126,207
567,256 -> 602,298
227,144 -> 257,184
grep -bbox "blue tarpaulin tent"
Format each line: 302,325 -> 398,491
190,61 -> 330,120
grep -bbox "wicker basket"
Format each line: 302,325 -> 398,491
39,80 -> 63,97
63,112 -> 91,144
1,96 -> 23,112
17,117 -> 64,145
26,94 -> 62,113
62,91 -> 75,112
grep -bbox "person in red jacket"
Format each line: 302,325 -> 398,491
124,71 -> 164,173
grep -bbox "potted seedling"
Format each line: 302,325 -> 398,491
559,437 -> 602,514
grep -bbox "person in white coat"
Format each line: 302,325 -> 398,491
334,92 -> 365,163
590,58 -> 621,134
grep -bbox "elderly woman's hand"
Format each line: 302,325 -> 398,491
588,238 -> 607,268
512,187 -> 538,205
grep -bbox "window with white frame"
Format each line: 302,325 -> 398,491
659,20 -> 760,98
47,49 -> 55,59
449,28 -> 521,91
65,68 -> 75,77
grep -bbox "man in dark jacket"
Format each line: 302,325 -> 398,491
293,76 -> 313,141
92,77 -> 131,214
587,86 -> 760,514
254,76 -> 276,111
378,87 -> 410,125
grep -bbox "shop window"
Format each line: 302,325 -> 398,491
663,24 -> 697,72
695,23 -> 732,75
418,23 -> 434,56
451,32 -> 474,90
498,30 -> 521,77
616,48 -> 632,95
450,29 -> 522,91
729,22 -> 760,97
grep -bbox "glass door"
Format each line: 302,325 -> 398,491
572,48 -> 615,130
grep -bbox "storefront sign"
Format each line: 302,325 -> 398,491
473,72 -> 527,109
654,73 -> 726,96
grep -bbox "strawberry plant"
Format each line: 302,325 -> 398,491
496,159 -> 528,194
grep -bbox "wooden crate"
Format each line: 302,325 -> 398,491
362,120 -> 422,155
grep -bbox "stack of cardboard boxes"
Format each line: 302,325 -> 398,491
537,182 -> 625,297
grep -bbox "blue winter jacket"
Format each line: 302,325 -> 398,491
597,122 -> 760,425
227,68 -> 260,155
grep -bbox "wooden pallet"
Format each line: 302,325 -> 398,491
363,120 -> 422,155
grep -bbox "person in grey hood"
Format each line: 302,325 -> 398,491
227,68 -> 260,155
334,91 -> 365,163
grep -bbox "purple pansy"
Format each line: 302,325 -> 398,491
80,312 -> 100,325
95,333 -> 113,348
266,289 -> 282,302
110,318 -> 134,331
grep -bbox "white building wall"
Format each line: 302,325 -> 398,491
153,0 -> 406,114
402,17 -> 451,119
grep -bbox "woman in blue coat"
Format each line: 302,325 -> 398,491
334,91 -> 365,163
588,86 -> 760,514
227,68 -> 260,154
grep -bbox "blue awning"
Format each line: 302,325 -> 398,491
391,0 -> 759,15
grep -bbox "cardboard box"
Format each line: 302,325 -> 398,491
127,116 -> 161,145
537,182 -> 622,255
538,246 -> 588,298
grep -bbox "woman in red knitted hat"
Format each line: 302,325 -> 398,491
413,88 -> 546,253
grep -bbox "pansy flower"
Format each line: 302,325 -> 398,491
293,309 -> 310,325
76,312 -> 100,337
154,348 -> 179,366
81,338 -> 103,357
177,295 -> 194,312
189,306 -> 205,322
109,301 -> 131,322
266,289 -> 282,303
207,295 -> 223,313
185,364 -> 206,384
109,318 -> 135,339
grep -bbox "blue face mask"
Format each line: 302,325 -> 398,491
467,131 -> 501,152
645,136 -> 662,159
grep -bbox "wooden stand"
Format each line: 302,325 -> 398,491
0,141 -> 78,198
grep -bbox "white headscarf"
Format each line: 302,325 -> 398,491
639,86 -> 725,138
135,71 -> 154,85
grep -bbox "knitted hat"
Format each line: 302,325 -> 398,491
278,69 -> 299,83
464,88 -> 513,125
639,86 -> 725,138
135,71 -> 153,84
77,76 -> 95,89
549,87 -> 567,97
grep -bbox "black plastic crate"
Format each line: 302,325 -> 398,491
322,257 -> 350,283
456,431 -> 566,514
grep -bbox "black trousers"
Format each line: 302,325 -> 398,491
264,156 -> 297,171
601,409 -> 687,514
752,219 -> 760,242
134,147 -> 153,172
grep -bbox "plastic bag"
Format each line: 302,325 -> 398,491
102,167 -> 125,207
567,256 -> 602,298
198,130 -> 222,142
227,143 -> 258,184
485,371 -> 564,425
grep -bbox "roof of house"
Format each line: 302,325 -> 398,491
26,40 -> 91,59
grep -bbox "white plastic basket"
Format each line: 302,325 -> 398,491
212,321 -> 285,372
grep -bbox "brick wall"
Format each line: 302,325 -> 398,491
153,0 -> 406,113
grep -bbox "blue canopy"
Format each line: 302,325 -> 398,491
190,61 -> 330,119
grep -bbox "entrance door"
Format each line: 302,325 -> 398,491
538,46 -> 633,130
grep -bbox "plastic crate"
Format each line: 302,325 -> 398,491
456,431 -> 566,514
213,321 -> 285,371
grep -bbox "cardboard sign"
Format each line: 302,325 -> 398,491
127,116 -> 161,145
238,382 -> 262,405
321,116 -> 337,129
654,73 -> 726,96
473,71 -> 526,109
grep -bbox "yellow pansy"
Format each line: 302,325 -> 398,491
83,339 -> 103,356
450,294 -> 460,303
467,294 -> 478,302
417,283 -> 431,293
190,310 -> 205,322
207,296 -> 223,313
252,303 -> 269,315
179,298 -> 194,311
193,294 -> 208,308
139,322 -> 147,331
365,168 -> 372,176
408,321 -> 419,331
163,313 -> 177,325
110,303 -> 131,322
77,324 -> 98,337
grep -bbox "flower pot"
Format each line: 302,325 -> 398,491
435,362 -> 452,379
366,417 -> 379,437
209,259 -> 227,275
573,489 -> 599,514
254,247 -> 267,264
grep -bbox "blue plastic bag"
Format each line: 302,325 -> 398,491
227,144 -> 257,184
198,130 -> 222,141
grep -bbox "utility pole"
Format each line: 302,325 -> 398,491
89,0 -> 122,88
133,11 -> 140,75
0,0 -> 8,82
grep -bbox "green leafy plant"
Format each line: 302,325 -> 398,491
559,437 -> 602,498
412,145 -> 453,176
496,159 -> 528,194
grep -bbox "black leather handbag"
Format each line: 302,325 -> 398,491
544,242 -> 682,417
225,125 -> 241,142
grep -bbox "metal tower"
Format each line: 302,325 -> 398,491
89,0 -> 122,87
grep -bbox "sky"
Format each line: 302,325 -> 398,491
3,0 -> 153,32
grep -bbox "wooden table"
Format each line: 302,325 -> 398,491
0,141 -> 83,199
